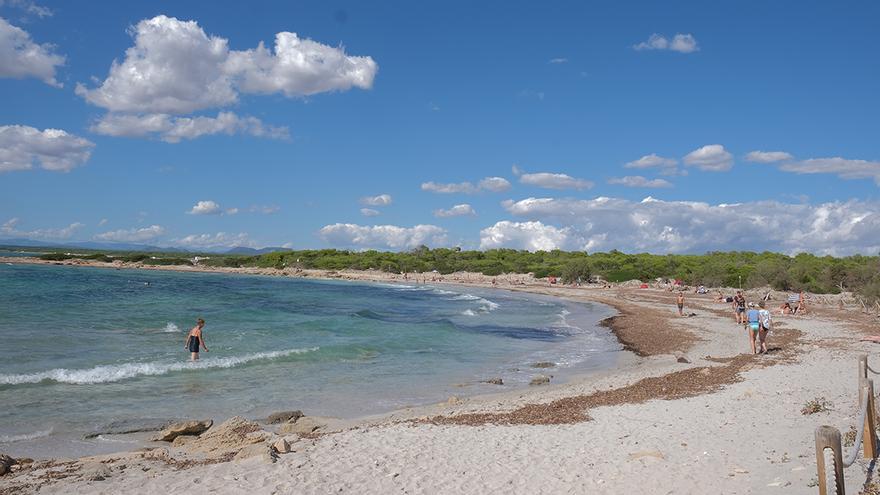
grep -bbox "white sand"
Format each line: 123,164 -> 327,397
3,278 -> 879,494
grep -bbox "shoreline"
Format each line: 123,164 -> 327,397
4,256 -> 880,493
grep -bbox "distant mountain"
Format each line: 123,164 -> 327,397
223,246 -> 288,255
0,239 -> 186,253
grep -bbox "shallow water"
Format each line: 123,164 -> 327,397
0,263 -> 619,458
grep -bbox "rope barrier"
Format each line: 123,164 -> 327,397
843,392 -> 870,467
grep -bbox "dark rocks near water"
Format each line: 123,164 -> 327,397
677,356 -> 691,364
84,418 -> 183,439
531,362 -> 556,369
150,419 -> 213,442
530,375 -> 552,386
483,378 -> 504,385
0,453 -> 16,476
266,410 -> 304,424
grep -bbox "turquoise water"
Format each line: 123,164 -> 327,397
0,263 -> 619,458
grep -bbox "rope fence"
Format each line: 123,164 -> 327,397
814,354 -> 879,495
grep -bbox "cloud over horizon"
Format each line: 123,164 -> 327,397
318,223 -> 448,250
0,125 -> 94,173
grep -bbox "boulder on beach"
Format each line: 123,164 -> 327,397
266,410 -> 304,424
150,419 -> 213,442
272,438 -> 291,454
233,443 -> 277,464
184,416 -> 264,455
0,453 -> 16,476
171,435 -> 198,447
278,416 -> 344,436
530,375 -> 551,386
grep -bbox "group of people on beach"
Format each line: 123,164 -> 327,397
732,291 -> 773,354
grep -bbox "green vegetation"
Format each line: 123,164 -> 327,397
23,245 -> 880,303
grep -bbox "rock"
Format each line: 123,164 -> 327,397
483,378 -> 503,385
233,444 -> 276,464
150,419 -> 213,442
171,435 -> 198,447
676,356 -> 690,364
279,416 -> 324,435
82,463 -> 112,481
84,418 -> 181,439
266,410 -> 304,425
272,438 -> 290,454
0,454 -> 16,476
529,375 -> 551,386
531,362 -> 555,369
184,416 -> 263,455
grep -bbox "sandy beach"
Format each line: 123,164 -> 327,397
2,257 -> 880,494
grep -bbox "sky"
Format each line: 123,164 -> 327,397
1,0 -> 879,255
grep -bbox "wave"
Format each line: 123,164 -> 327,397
0,347 -> 319,386
0,428 -> 52,443
163,322 -> 180,333
461,309 -> 477,316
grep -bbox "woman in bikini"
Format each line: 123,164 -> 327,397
185,318 -> 209,361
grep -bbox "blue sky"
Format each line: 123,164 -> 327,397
1,0 -> 879,254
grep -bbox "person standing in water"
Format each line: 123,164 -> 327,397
185,318 -> 209,361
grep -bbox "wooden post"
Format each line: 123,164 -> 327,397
864,380 -> 878,459
859,355 -> 868,389
815,425 -> 845,495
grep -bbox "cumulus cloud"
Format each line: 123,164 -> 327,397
634,33 -> 699,53
519,172 -> 593,190
91,111 -> 288,142
1,217 -> 84,240
480,221 -> 575,251
0,17 -> 64,87
359,194 -> 392,206
624,153 -> 683,176
360,208 -> 380,217
745,150 -> 794,163
683,144 -> 733,172
0,125 -> 94,172
75,15 -> 376,141
318,223 -> 448,250
608,176 -> 673,188
188,200 -> 222,215
421,177 -> 510,194
170,232 -> 256,249
434,204 -> 476,218
94,225 -> 165,242
492,196 -> 880,255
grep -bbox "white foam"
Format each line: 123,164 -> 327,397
461,309 -> 477,316
0,347 -> 319,386
0,428 -> 52,443
163,322 -> 180,333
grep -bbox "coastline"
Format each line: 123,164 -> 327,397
3,256 -> 880,493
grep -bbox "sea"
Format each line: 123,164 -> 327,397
0,262 -> 620,458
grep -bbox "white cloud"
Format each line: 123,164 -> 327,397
91,111 -> 288,142
0,17 -> 64,87
634,33 -> 699,53
478,177 -> 511,192
623,153 -> 683,175
548,58 -> 568,64
777,157 -> 880,185
360,208 -> 380,217
683,144 -> 733,172
745,150 -> 794,163
519,172 -> 593,190
0,125 -> 94,172
493,196 -> 880,255
318,223 -> 448,250
1,217 -> 84,240
421,177 -> 510,194
0,1 -> 53,18
608,176 -> 673,188
249,205 -> 280,214
359,194 -> 392,206
480,221 -> 576,251
188,200 -> 222,215
170,232 -> 255,249
434,204 -> 476,218
225,208 -> 239,215
98,218 -> 108,226
76,15 -> 376,119
94,225 -> 165,242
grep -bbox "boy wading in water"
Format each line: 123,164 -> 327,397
185,318 -> 209,361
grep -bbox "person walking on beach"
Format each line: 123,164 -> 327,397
745,303 -> 761,354
757,301 -> 772,354
733,291 -> 746,324
185,318 -> 209,361
676,292 -> 684,316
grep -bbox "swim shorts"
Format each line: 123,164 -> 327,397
749,322 -> 760,333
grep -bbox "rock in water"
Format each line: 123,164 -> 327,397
531,362 -> 555,369
150,419 -> 213,442
529,375 -> 551,386
484,378 -> 504,385
266,410 -> 304,424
